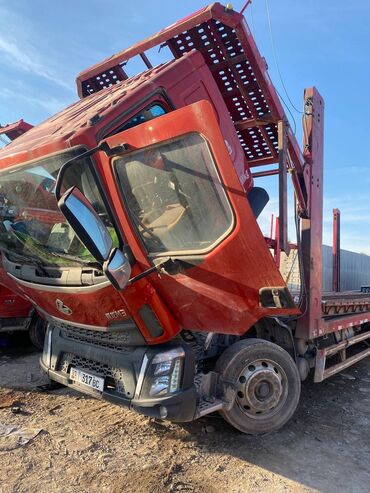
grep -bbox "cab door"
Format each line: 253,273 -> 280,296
102,100 -> 298,336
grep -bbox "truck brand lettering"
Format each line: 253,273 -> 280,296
105,309 -> 127,320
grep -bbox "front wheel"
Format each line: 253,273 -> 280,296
216,339 -> 301,435
29,317 -> 47,350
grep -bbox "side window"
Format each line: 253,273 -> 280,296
115,104 -> 166,133
114,133 -> 234,255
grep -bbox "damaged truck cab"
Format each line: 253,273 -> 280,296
0,3 -> 369,434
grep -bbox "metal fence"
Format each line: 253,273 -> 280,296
322,245 -> 370,291
280,246 -> 370,293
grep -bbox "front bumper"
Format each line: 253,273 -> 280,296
40,324 -> 197,422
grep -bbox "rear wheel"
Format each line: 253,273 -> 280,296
216,338 -> 301,435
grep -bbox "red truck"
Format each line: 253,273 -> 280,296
0,120 -> 47,349
0,282 -> 43,349
0,3 -> 369,434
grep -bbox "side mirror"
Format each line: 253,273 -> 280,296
103,248 -> 131,290
58,187 -> 131,289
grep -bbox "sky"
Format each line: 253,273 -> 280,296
0,0 -> 369,254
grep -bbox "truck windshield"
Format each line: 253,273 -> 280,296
0,148 -> 118,268
115,133 -> 233,255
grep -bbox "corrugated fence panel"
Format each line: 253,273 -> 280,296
339,248 -> 370,291
322,245 -> 332,292
279,246 -> 370,293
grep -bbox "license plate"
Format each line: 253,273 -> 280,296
70,368 -> 104,392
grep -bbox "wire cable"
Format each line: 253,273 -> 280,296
275,86 -> 297,135
265,0 -> 304,115
295,201 -> 308,317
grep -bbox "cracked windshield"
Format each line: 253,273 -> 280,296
0,149 -> 118,268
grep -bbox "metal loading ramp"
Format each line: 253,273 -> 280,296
76,2 -> 304,172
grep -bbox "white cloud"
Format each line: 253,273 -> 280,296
0,4 -> 73,92
0,34 -> 71,91
1,87 -> 69,115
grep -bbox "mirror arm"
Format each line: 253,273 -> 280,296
55,141 -> 129,201
128,257 -> 171,285
127,265 -> 158,285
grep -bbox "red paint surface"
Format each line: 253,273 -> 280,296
102,100 -> 299,337
0,283 -> 31,319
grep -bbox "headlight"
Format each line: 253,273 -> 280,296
141,347 -> 185,398
150,376 -> 170,396
153,361 -> 172,376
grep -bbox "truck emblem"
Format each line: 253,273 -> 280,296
55,299 -> 72,316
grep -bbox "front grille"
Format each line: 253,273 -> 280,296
58,352 -> 127,395
59,323 -> 137,352
1,317 -> 27,327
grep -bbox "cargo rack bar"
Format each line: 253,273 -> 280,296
314,330 -> 370,382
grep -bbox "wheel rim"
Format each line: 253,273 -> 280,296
236,358 -> 288,419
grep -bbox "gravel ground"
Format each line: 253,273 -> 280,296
0,334 -> 369,493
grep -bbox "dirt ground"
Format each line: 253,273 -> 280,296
0,334 -> 369,493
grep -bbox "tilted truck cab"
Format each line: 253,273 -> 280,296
0,3 -> 369,434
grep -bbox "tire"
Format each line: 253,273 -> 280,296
29,317 -> 47,350
216,338 -> 301,435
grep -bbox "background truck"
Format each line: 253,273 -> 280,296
0,280 -> 46,350
0,3 -> 368,434
0,120 -> 47,349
